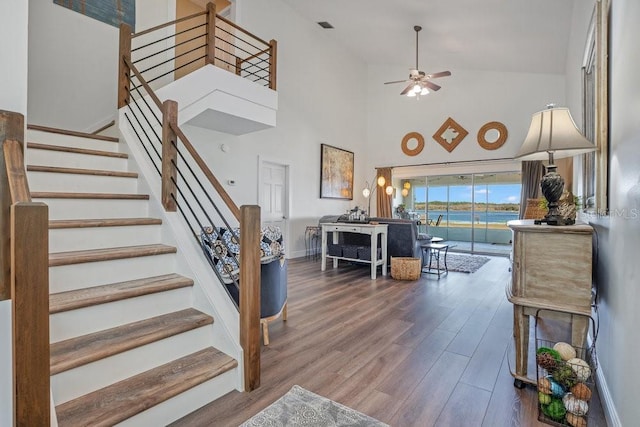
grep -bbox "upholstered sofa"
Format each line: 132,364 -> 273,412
318,215 -> 431,265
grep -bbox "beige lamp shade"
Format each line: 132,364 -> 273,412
515,107 -> 595,161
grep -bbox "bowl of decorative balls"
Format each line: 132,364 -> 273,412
536,341 -> 595,427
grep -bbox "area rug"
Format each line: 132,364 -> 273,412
240,385 -> 389,427
444,254 -> 490,273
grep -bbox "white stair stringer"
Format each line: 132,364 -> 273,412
24,127 -> 241,425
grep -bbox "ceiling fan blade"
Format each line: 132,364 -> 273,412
400,83 -> 415,95
423,80 -> 442,91
384,79 -> 411,85
426,71 -> 452,79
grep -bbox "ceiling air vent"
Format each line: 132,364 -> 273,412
317,21 -> 334,29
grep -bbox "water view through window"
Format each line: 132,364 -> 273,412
402,172 -> 521,255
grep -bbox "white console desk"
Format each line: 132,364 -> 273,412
320,223 -> 388,279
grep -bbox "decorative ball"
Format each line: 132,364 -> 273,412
553,342 -> 577,361
552,364 -> 578,389
542,399 -> 567,421
566,413 -> 588,427
570,383 -> 592,401
538,392 -> 552,405
549,379 -> 566,397
537,346 -> 562,360
563,393 -> 589,416
538,378 -> 552,394
568,358 -> 591,382
537,352 -> 559,371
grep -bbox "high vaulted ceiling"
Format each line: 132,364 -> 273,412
280,0 -> 577,74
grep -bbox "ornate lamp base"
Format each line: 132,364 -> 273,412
534,164 -> 571,226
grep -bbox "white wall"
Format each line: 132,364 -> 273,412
366,65 -> 566,171
590,1 -> 640,425
27,0 -> 175,132
0,0 -> 29,424
184,0 -> 368,257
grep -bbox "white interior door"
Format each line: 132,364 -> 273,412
259,160 -> 289,248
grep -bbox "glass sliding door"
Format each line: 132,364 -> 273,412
400,171 -> 521,256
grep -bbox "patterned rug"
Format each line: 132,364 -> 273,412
240,385 -> 389,427
444,254 -> 491,273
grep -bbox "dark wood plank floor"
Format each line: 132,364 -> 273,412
172,256 -> 608,427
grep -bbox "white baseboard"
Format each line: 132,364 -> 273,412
595,356 -> 621,427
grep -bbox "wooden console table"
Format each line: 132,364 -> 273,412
506,220 -> 593,387
320,223 -> 388,279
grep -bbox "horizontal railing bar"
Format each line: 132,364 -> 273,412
132,11 -> 207,39
144,55 -> 207,86
215,25 -> 265,55
123,113 -> 162,177
3,139 -> 31,204
214,35 -> 263,60
125,58 -> 163,110
171,142 -> 239,237
172,125 -> 240,220
238,45 -> 271,65
133,31 -> 206,64
217,14 -> 269,46
241,59 -> 270,72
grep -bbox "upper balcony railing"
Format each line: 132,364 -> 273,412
119,2 -> 276,108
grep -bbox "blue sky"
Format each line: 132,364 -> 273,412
413,184 -> 521,204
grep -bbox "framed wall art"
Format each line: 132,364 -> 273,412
320,144 -> 354,199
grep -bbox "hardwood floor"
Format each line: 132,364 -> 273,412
172,256 -> 607,427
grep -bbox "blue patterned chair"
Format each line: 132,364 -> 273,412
200,225 -> 287,345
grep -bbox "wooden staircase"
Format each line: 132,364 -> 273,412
26,126 -> 238,426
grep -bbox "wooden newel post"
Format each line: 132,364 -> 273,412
268,39 -> 278,90
162,100 -> 178,212
239,205 -> 261,391
12,202 -> 50,426
206,2 -> 217,65
118,24 -> 132,109
1,110 -> 24,301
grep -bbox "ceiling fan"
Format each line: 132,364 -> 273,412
384,25 -> 451,97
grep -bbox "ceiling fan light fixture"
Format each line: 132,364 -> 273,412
406,91 -> 416,97
413,84 -> 422,93
420,87 -> 429,95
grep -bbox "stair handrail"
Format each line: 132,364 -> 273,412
119,2 -> 277,108
120,45 -> 262,390
1,110 -> 50,425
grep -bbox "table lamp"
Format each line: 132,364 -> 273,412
515,105 -> 596,225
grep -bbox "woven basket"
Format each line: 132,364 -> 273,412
390,257 -> 421,280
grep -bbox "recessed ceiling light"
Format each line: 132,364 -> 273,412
317,21 -> 334,29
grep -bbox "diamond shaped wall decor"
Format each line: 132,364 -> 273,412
433,117 -> 468,153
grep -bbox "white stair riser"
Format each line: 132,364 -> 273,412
27,148 -> 129,172
37,198 -> 149,220
117,369 -> 238,427
49,224 -> 162,252
27,130 -> 121,153
51,326 -> 214,405
28,171 -> 138,194
49,253 -> 177,293
50,287 -> 193,342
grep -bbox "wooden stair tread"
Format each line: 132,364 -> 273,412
32,191 -> 149,200
49,217 -> 162,229
55,347 -> 237,427
49,244 -> 176,267
27,165 -> 138,178
27,142 -> 127,159
27,123 -> 120,142
50,308 -> 213,375
50,273 -> 194,314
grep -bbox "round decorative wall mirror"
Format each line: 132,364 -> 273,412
401,132 -> 425,156
477,121 -> 508,150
